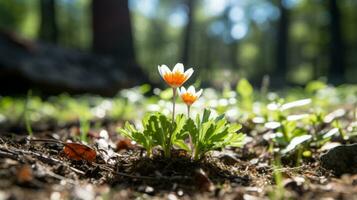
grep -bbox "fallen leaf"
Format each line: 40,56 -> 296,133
87,131 -> 100,139
17,164 -> 33,183
116,138 -> 135,151
63,142 -> 96,162
194,168 -> 215,192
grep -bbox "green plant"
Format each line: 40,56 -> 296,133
118,113 -> 187,157
184,109 -> 245,160
148,113 -> 187,157
236,78 -> 254,111
119,116 -> 155,157
118,109 -> 246,160
268,157 -> 287,200
79,119 -> 90,143
24,90 -> 33,138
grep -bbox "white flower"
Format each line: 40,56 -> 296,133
158,63 -> 194,88
178,86 -> 203,106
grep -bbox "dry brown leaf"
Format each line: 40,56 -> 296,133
116,138 -> 135,151
194,168 -> 215,192
63,142 -> 96,162
17,164 -> 33,183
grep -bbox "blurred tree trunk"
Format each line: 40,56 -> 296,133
92,0 -> 134,67
181,0 -> 196,64
39,0 -> 58,43
229,42 -> 239,69
327,0 -> 345,84
223,6 -> 239,70
272,0 -> 289,87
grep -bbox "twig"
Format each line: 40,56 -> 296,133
0,149 -> 18,160
0,137 -> 5,144
27,138 -> 96,162
26,138 -> 64,144
0,143 -> 190,181
272,166 -> 305,172
43,168 -> 76,185
0,145 -> 85,175
0,147 -> 76,184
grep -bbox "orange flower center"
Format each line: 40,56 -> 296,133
163,72 -> 187,88
181,93 -> 197,105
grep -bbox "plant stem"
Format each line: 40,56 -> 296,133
172,87 -> 177,122
187,105 -> 194,156
193,149 -> 200,160
296,147 -> 303,166
187,105 -> 191,118
147,148 -> 152,158
165,87 -> 177,158
24,90 -> 33,138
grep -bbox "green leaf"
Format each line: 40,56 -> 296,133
228,123 -> 242,133
159,88 -> 173,100
305,80 -> 326,93
139,84 -> 151,94
323,128 -> 339,139
174,140 -> 190,152
281,135 -> 312,154
184,118 -> 198,144
215,114 -> 225,122
202,109 -> 211,123
187,109 -> 246,160
229,133 -> 246,147
236,78 -> 253,98
280,99 -> 311,111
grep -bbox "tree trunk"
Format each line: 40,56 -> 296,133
327,0 -> 345,84
272,0 -> 289,87
39,0 -> 58,43
224,6 -> 239,70
92,0 -> 134,65
181,0 -> 196,64
92,0 -> 149,83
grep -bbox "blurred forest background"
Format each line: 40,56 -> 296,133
0,0 -> 356,95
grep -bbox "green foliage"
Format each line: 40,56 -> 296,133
0,81 -> 355,165
117,109 -> 245,160
305,80 -> 327,93
184,109 -> 245,160
268,157 -> 286,200
236,78 -> 253,98
24,90 -> 33,138
0,0 -> 28,30
236,78 -> 253,111
118,118 -> 154,157
79,119 -> 90,143
118,113 -> 187,157
146,113 -> 187,157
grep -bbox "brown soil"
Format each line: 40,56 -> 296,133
0,123 -> 357,200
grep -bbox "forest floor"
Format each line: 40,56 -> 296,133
1,120 -> 357,200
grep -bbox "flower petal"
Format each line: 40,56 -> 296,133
188,85 -> 195,94
184,68 -> 194,80
179,87 -> 186,95
160,65 -> 171,76
158,65 -> 163,77
173,63 -> 184,73
196,89 -> 203,97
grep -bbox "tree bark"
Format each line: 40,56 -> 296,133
39,0 -> 58,43
92,0 -> 150,83
327,0 -> 345,84
181,0 -> 196,64
272,0 -> 289,87
92,0 -> 135,65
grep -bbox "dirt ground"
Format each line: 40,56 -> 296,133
1,122 -> 357,200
